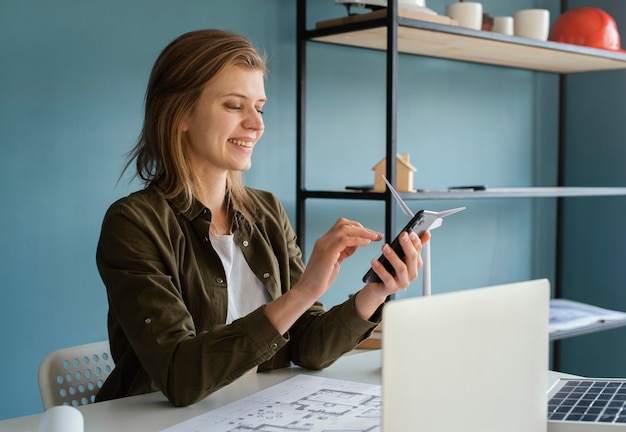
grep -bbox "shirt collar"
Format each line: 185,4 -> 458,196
169,192 -> 246,227
169,194 -> 204,221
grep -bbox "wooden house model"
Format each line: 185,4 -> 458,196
372,153 -> 417,192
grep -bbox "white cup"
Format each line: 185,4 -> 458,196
492,16 -> 513,35
445,2 -> 483,30
513,9 -> 550,41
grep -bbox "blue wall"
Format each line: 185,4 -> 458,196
558,0 -> 626,378
1,0 -> 561,420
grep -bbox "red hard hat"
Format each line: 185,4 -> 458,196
549,7 -> 623,52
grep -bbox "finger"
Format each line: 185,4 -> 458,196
381,240 -> 411,286
386,231 -> 424,285
369,258 -> 396,287
318,221 -> 383,255
333,218 -> 383,242
335,246 -> 361,268
400,231 -> 420,280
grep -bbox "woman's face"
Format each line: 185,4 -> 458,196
182,65 -> 266,178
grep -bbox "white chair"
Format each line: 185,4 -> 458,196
38,340 -> 114,409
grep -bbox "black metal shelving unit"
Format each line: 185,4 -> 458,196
295,0 -> 626,355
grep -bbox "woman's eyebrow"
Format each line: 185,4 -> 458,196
219,92 -> 267,102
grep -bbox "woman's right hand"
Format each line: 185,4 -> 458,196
264,218 -> 382,334
295,218 -> 383,301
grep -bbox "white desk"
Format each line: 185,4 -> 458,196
0,349 -> 566,432
0,350 -> 383,432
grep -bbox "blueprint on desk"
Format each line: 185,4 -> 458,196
160,374 -> 382,432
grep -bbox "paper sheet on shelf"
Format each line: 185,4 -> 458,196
550,298 -> 626,332
160,374 -> 382,432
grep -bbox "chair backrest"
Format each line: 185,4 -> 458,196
38,340 -> 114,409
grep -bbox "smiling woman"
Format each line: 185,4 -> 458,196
95,29 -> 428,407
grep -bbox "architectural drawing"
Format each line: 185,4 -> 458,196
161,375 -> 382,432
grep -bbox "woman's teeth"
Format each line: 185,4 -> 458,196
229,139 -> 253,148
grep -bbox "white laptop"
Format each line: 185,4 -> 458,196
382,278 -> 626,431
382,279 -> 551,431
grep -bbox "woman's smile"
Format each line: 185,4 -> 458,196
228,138 -> 255,148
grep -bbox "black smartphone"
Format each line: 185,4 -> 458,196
362,210 -> 440,283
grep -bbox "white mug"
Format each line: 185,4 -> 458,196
446,2 -> 483,30
492,16 -> 513,35
513,9 -> 550,41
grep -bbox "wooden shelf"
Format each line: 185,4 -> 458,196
303,187 -> 626,201
311,10 -> 626,74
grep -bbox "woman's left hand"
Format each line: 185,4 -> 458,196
355,230 -> 430,319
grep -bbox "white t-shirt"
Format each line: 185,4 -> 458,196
210,234 -> 272,324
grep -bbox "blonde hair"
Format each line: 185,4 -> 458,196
125,29 -> 267,224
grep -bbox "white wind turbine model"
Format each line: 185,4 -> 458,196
382,176 -> 465,296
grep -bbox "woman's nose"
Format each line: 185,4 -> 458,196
244,109 -> 264,131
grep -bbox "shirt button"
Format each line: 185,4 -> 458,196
201,208 -> 208,215
242,240 -> 249,247
144,318 -> 152,324
216,277 -> 224,284
263,273 -> 270,279
270,343 -> 278,350
203,236 -> 209,242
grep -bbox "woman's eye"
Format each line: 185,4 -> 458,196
225,103 -> 263,115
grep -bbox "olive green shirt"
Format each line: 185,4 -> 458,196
95,185 -> 381,406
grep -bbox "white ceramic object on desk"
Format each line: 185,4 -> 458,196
445,2 -> 483,30
37,406 -> 84,432
514,8 -> 550,41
